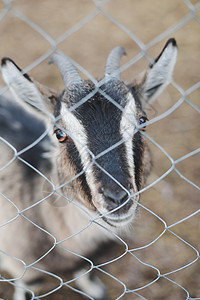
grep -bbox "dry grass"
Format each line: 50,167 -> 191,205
0,0 -> 199,299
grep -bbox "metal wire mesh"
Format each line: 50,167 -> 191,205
0,0 -> 199,299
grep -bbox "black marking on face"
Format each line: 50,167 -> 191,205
133,131 -> 144,190
59,79 -> 146,208
71,82 -> 132,191
64,138 -> 94,207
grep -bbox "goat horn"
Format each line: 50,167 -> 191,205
104,46 -> 126,80
49,53 -> 82,88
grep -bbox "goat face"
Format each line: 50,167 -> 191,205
55,80 -> 148,227
1,38 -> 177,228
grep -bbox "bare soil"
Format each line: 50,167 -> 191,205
0,0 -> 199,299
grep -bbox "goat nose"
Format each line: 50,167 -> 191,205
102,186 -> 128,206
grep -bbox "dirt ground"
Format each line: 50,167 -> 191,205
0,0 -> 199,299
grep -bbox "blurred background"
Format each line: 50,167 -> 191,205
0,0 -> 199,299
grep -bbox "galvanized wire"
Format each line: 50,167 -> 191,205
0,0 -> 199,299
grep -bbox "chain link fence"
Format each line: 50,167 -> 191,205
0,0 -> 199,299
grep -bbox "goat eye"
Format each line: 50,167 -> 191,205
139,117 -> 148,131
54,129 -> 68,143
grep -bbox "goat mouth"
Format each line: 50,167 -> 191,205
102,211 -> 134,227
95,195 -> 139,227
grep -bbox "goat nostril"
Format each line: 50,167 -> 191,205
103,187 -> 128,205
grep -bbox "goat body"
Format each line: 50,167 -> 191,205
0,39 -> 177,299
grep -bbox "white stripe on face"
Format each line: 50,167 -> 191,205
61,104 -> 91,168
61,96 -> 139,218
61,104 -> 101,206
120,92 -> 137,191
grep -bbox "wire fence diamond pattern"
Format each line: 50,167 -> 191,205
0,0 -> 199,299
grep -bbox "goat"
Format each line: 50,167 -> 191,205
0,38 -> 177,299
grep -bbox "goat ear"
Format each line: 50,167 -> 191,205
132,38 -> 178,104
1,58 -> 58,120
